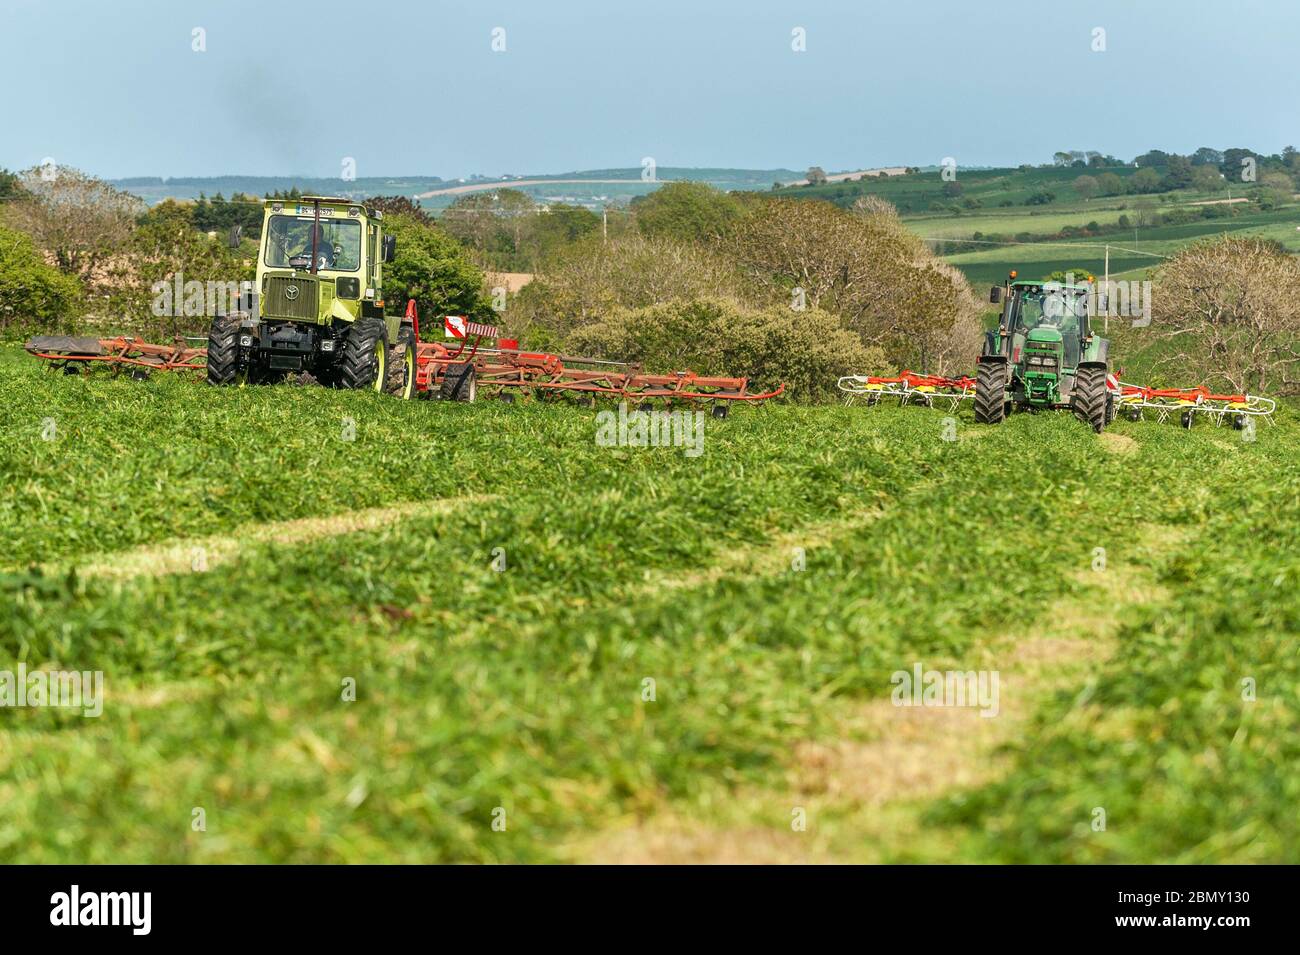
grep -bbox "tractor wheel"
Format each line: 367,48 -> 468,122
206,315 -> 243,385
1180,409 -> 1195,429
974,361 -> 1006,424
336,317 -> 388,392
440,361 -> 476,402
1072,365 -> 1108,433
385,326 -> 417,400
1104,392 -> 1117,426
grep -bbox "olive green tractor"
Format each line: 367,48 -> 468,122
207,197 -> 416,397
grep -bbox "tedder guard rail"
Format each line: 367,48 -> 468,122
837,370 -> 978,411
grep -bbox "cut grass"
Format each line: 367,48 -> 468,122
0,347 -> 1295,862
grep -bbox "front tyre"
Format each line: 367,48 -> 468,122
1072,364 -> 1108,433
336,316 -> 388,391
206,315 -> 244,386
974,360 -> 1007,424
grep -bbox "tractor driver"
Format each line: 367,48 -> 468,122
298,223 -> 336,270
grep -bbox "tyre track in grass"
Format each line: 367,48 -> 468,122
567,520 -> 1190,863
42,495 -> 494,582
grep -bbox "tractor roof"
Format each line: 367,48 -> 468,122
264,196 -> 378,217
1012,279 -> 1091,292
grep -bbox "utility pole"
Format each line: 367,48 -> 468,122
602,207 -> 608,244
1103,244 -> 1109,334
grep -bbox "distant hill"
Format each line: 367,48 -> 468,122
110,167 -> 803,208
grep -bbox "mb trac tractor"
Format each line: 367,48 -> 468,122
207,197 -> 417,398
977,272 -> 1115,432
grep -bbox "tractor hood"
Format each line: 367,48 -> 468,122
1025,326 -> 1064,346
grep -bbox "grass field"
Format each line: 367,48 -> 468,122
1,345 -> 1297,863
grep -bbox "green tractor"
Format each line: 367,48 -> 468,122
207,196 -> 417,398
977,272 -> 1115,432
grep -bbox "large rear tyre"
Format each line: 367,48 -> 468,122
974,361 -> 1007,424
385,325 -> 417,400
1072,365 -> 1108,433
336,317 -> 388,391
206,315 -> 243,385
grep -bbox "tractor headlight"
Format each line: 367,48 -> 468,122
239,334 -> 253,347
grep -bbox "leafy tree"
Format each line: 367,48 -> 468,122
631,181 -> 742,244
1130,168 -> 1162,193
1134,149 -> 1171,168
1220,148 -> 1258,184
1191,147 -> 1224,166
721,197 -> 981,374
1073,175 -> 1100,199
1025,189 -> 1056,205
381,213 -> 493,332
806,166 -> 828,186
1191,165 -> 1224,192
1162,155 -> 1194,189
0,224 -> 82,333
117,199 -> 254,333
365,195 -> 434,225
1096,172 -> 1126,196
192,192 -> 264,240
942,181 -> 964,198
0,167 -> 23,199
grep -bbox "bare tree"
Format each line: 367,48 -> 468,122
1148,236 -> 1300,394
6,165 -> 142,282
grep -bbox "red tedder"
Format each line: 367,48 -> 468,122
406,300 -> 783,412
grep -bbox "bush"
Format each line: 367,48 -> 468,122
508,233 -> 757,337
567,297 -> 887,402
0,224 -> 82,334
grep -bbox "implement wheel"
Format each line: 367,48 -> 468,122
974,360 -> 1006,424
336,316 -> 388,391
1072,365 -> 1109,433
440,361 -> 477,402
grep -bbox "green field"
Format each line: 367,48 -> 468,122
1,346 -> 1296,863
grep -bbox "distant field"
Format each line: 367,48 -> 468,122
938,206 -> 1300,286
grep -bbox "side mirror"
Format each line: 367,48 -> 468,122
227,225 -> 242,249
989,286 -> 1002,304
382,235 -> 397,263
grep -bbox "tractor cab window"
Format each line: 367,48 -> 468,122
264,215 -> 362,272
1013,288 -> 1087,365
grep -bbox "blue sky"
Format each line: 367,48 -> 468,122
2,0 -> 1297,178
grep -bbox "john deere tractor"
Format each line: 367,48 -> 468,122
976,272 -> 1114,432
207,196 -> 416,398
